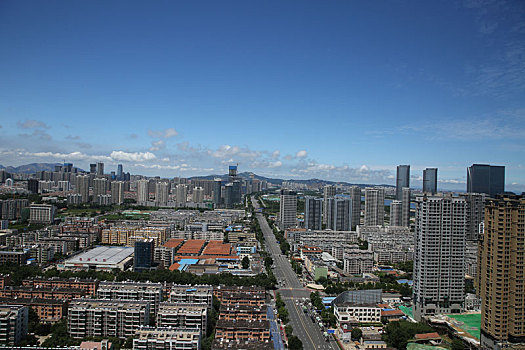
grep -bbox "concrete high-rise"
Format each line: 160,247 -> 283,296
396,165 -> 410,200
96,162 -> 104,176
176,184 -> 187,207
111,181 -> 125,205
479,195 -> 525,350
413,195 -> 467,321
155,182 -> 169,206
323,185 -> 336,225
137,179 -> 149,205
349,186 -> 361,229
134,238 -> 154,272
423,168 -> 438,194
279,189 -> 297,229
461,192 -> 486,241
305,197 -> 323,230
117,164 -> 123,180
76,175 -> 90,203
212,179 -> 222,207
364,187 -> 384,226
92,178 -> 108,203
193,187 -> 204,203
467,164 -> 505,197
401,187 -> 411,227
89,164 -> 97,174
390,200 -> 402,226
326,196 -> 352,231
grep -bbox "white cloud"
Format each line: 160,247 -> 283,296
149,140 -> 166,151
296,150 -> 308,158
272,150 -> 280,159
148,128 -> 178,139
17,120 -> 49,129
110,151 -> 157,162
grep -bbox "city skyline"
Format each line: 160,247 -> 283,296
1,1 -> 524,192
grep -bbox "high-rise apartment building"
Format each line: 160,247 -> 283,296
192,187 -> 204,203
155,182 -> 169,206
350,186 -> 361,229
323,185 -> 336,225
29,204 -> 56,224
96,162 -> 104,176
92,178 -> 108,203
396,165 -> 410,200
413,195 -> 467,321
89,164 -> 97,174
176,184 -> 187,207
0,305 -> 28,346
305,196 -> 323,230
76,175 -> 90,203
111,181 -> 125,205
401,187 -> 411,227
213,178 -> 222,207
364,187 -> 385,226
479,195 -> 525,350
461,192 -> 486,241
326,196 -> 352,231
467,164 -> 505,197
423,168 -> 438,194
390,200 -> 402,226
279,189 -> 297,230
137,179 -> 149,204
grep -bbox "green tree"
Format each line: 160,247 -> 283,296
451,339 -> 465,350
382,321 -> 435,349
285,324 -> 293,338
288,335 -> 303,350
351,327 -> 362,340
242,256 -> 250,269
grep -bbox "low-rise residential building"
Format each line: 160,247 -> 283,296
219,304 -> 267,321
0,298 -> 67,323
68,299 -> 150,339
96,281 -> 163,315
156,302 -> 207,333
168,285 -> 213,309
23,277 -> 98,296
343,249 -> 374,275
214,319 -> 270,342
29,204 -> 56,224
133,327 -> 201,350
0,286 -> 86,300
0,304 -> 28,346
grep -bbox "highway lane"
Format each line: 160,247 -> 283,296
253,197 -> 338,350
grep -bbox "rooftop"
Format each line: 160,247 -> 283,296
65,246 -> 134,265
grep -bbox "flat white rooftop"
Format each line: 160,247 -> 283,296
66,246 -> 134,265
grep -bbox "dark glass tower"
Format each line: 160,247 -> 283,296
467,164 -> 505,197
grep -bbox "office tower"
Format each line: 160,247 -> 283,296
390,200 -> 402,226
63,163 -> 73,173
176,184 -> 187,207
401,187 -> 411,227
27,179 -> 39,194
232,180 -> 242,204
423,168 -> 438,194
461,193 -> 486,241
212,179 -> 222,207
467,164 -> 505,197
89,164 -> 97,174
111,181 -> 125,205
134,239 -> 154,272
137,179 -> 149,205
326,196 -> 352,231
323,184 -> 336,225
117,164 -> 123,180
364,187 -> 385,226
223,183 -> 233,208
96,162 -> 104,176
413,195 -> 467,321
396,165 -> 410,200
155,182 -> 169,206
193,187 -> 204,203
76,175 -> 90,203
305,197 -> 323,230
479,195 -> 525,349
279,189 -> 297,229
350,186 -> 361,229
92,178 -> 108,203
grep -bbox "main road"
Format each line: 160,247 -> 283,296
252,197 -> 338,350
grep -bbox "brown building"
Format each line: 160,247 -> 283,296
0,250 -> 28,265
479,195 -> 525,350
214,319 -> 270,342
213,286 -> 265,301
0,286 -> 86,300
0,275 -> 11,289
219,291 -> 266,308
219,304 -> 267,321
22,277 -> 98,296
0,297 -> 67,323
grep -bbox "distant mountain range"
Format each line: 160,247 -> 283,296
0,163 -> 64,174
0,163 -> 393,188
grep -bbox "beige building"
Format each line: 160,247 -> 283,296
479,195 -> 525,350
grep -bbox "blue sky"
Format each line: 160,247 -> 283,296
0,0 -> 524,191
